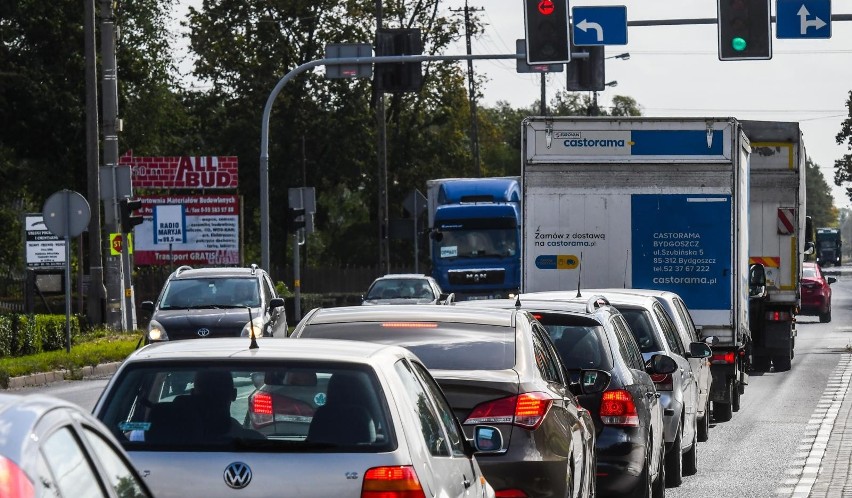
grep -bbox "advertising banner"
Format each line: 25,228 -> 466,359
120,154 -> 239,189
24,214 -> 65,268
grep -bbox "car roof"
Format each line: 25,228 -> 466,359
373,274 -> 432,280
170,266 -> 265,280
457,296 -> 614,322
580,287 -> 680,301
577,291 -> 658,309
305,304 -> 516,327
124,337 -> 413,365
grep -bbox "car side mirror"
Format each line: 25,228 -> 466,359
569,369 -> 611,395
471,425 -> 504,454
439,292 -> 455,305
828,276 -> 837,284
703,335 -> 719,346
687,342 -> 712,359
430,230 -> 443,242
647,354 -> 678,375
804,241 -> 815,255
269,297 -> 285,310
140,301 -> 155,313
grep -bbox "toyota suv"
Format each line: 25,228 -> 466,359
140,264 -> 286,342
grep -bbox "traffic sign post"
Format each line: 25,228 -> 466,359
572,6 -> 628,46
776,0 -> 831,38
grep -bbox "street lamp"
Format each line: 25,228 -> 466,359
591,80 -> 618,116
607,52 -> 630,61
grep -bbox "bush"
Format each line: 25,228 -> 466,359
0,313 -> 83,358
0,315 -> 12,357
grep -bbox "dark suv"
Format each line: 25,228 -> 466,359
140,265 -> 285,342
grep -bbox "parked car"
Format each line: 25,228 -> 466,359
361,273 -> 453,305
289,304 -> 602,498
93,337 -> 496,498
140,264 -> 286,342
570,290 -> 713,487
582,288 -> 714,443
800,262 -> 835,323
0,393 -> 153,498
459,295 -> 675,498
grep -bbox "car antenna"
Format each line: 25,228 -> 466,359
247,307 -> 259,349
576,252 -> 583,298
514,294 -> 522,308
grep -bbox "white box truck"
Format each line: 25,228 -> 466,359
521,117 -> 751,421
740,120 -> 813,372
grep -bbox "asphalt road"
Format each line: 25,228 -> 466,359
13,266 -> 852,497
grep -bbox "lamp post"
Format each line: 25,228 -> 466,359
591,80 -> 618,116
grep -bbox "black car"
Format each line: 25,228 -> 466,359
461,295 -> 675,498
289,304 -> 603,498
140,264 -> 285,342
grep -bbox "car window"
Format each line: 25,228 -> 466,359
618,307 -> 664,353
81,427 -> 150,498
366,279 -> 434,300
653,303 -> 685,354
672,298 -> 699,343
611,316 -> 645,370
533,313 -> 609,370
262,274 -> 275,302
531,325 -> 562,384
394,359 -> 451,457
40,426 -> 105,497
160,277 -> 261,309
411,361 -> 466,457
99,363 -> 393,452
298,322 -> 515,370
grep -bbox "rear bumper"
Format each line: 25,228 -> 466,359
595,426 -> 649,496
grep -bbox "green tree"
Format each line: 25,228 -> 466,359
807,157 -> 837,227
835,90 -> 852,203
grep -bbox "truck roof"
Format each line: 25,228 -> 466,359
437,178 -> 520,205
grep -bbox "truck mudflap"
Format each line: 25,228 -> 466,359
750,308 -> 795,372
708,346 -> 746,422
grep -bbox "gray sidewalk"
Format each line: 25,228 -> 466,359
5,361 -> 123,390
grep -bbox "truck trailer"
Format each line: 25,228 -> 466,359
426,177 -> 521,300
741,120 -> 813,373
521,117 -> 751,422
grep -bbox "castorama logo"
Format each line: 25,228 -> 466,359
554,131 -> 633,153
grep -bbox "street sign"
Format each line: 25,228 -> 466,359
109,233 -> 134,256
153,204 -> 187,244
403,189 -> 428,218
325,43 -> 373,78
24,214 -> 64,268
571,6 -> 628,46
42,190 -> 91,239
776,0 -> 831,39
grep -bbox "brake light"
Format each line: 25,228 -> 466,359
361,466 -> 425,498
464,392 -> 553,429
495,490 -> 528,498
710,352 -> 736,365
249,391 -> 315,428
381,322 -> 437,328
250,392 -> 274,426
600,389 -> 639,426
650,373 -> 673,391
0,456 -> 34,498
765,311 -> 793,322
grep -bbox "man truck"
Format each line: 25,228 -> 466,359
521,117 -> 750,422
426,177 -> 521,301
741,120 -> 813,373
816,228 -> 841,267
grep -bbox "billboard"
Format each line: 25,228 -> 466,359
120,154 -> 239,189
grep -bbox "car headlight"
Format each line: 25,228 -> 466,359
147,320 -> 169,341
241,317 -> 266,338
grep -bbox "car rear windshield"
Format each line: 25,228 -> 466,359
617,307 -> 664,354
298,322 -> 515,370
97,362 -> 395,453
160,277 -> 260,309
530,313 -> 611,370
366,279 -> 434,300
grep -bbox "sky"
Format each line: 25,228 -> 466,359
171,0 -> 852,211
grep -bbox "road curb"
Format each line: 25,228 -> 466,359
6,361 -> 123,390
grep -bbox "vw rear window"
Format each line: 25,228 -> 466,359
298,323 -> 515,370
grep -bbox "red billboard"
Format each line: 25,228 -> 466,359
120,154 -> 239,189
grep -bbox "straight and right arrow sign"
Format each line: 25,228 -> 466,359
776,0 -> 831,39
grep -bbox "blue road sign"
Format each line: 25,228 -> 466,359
572,6 -> 628,46
776,0 -> 831,39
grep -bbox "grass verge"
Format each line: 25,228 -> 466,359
0,331 -> 143,388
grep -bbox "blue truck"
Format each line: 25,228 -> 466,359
426,177 -> 521,300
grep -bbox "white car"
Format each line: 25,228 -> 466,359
361,274 -> 454,305
93,338 -> 497,498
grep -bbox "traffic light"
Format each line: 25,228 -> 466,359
717,0 -> 772,60
119,198 -> 143,233
288,207 -> 306,233
566,45 -> 604,91
375,28 -> 423,93
524,0 -> 570,64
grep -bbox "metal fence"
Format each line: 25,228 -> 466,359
0,269 -> 24,313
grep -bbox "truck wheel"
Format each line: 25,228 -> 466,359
774,354 -> 792,372
713,382 -> 733,422
697,399 -> 710,442
752,356 -> 770,372
732,381 -> 741,412
665,427 -> 683,487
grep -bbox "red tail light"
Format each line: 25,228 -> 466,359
600,389 -> 639,426
0,456 -> 34,498
766,311 -> 793,322
650,373 -> 673,391
249,391 -> 315,428
495,490 -> 529,498
464,392 -> 553,429
361,466 -> 425,498
710,351 -> 736,365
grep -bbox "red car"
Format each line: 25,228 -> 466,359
800,262 -> 836,323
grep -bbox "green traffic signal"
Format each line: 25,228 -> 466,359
731,37 -> 747,52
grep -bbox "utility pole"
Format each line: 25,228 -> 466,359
85,0 -> 105,325
540,75 -> 546,115
100,0 -> 125,329
451,1 -> 483,177
375,0 -> 390,274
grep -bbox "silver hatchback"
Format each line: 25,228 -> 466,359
93,338 -> 497,498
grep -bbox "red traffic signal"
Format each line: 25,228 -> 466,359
524,0 -> 570,65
